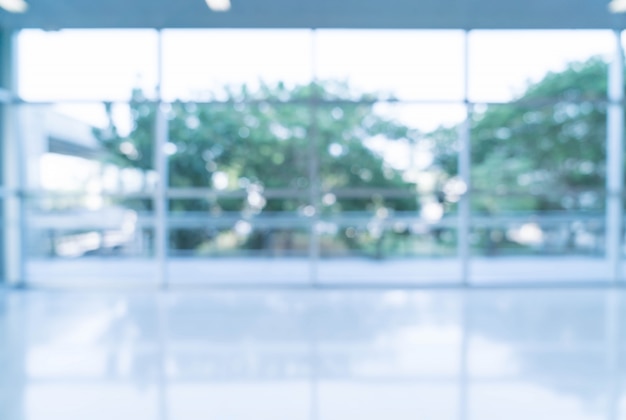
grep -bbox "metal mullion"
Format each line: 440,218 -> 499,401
456,29 -> 472,420
167,187 -> 427,199
459,30 -> 471,286
309,29 -> 321,286
606,29 -> 624,283
154,28 -> 170,420
2,30 -> 25,287
5,96 -> 609,110
22,189 -> 156,200
154,29 -> 169,290
308,28 -> 320,420
166,187 -> 310,200
154,106 -> 168,288
322,188 -> 421,199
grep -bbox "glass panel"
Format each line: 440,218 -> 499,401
315,30 -> 465,101
166,102 -> 311,190
468,30 -> 613,103
18,30 -> 159,101
167,198 -> 311,285
23,102 -> 158,194
25,195 -> 157,285
316,214 -> 457,260
161,29 -> 314,101
168,197 -> 311,256
468,102 -> 608,283
19,103 -> 158,285
317,103 -> 465,284
318,102 -> 464,192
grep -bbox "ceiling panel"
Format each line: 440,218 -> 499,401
0,0 -> 623,29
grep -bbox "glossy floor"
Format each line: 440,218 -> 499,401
1,288 -> 625,420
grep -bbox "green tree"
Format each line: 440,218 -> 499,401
98,81 -> 420,253
425,57 -> 609,254
429,57 -> 608,214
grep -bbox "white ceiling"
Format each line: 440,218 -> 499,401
0,0 -> 623,30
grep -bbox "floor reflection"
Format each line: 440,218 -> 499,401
0,289 -> 624,420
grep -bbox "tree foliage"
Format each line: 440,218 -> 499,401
429,57 -> 608,214
97,81 -> 420,251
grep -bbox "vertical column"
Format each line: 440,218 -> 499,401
606,29 -> 624,283
457,31 -> 472,420
0,29 -> 24,286
308,31 -> 320,420
458,30 -> 471,285
308,29 -> 320,284
154,29 -> 168,288
154,33 -> 170,420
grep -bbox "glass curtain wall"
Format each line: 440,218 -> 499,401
17,29 -> 160,286
467,30 -> 616,283
12,28 -> 622,286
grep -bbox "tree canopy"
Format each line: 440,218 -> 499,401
97,81 -> 421,252
98,58 -> 613,255
429,57 -> 608,214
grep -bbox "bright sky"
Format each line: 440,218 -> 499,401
17,29 -> 618,129
14,28 -> 622,189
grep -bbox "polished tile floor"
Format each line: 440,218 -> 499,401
1,288 -> 625,420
